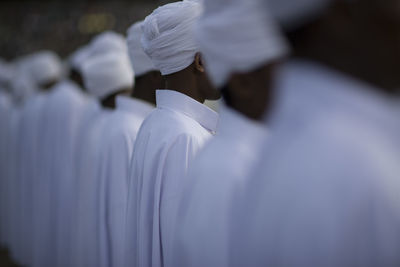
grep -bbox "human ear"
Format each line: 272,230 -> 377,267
194,52 -> 205,73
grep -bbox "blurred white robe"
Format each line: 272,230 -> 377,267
170,106 -> 267,267
0,91 -> 12,247
97,96 -> 153,267
229,60 -> 400,267
73,109 -> 111,267
124,90 -> 218,267
32,81 -> 88,267
16,92 -> 49,266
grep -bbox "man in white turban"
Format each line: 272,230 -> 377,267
124,1 -> 220,266
169,0 -> 289,266
72,51 -> 134,267
95,20 -> 161,267
226,0 -> 400,266
11,51 -> 63,266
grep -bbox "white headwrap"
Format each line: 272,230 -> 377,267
89,31 -> 128,58
267,0 -> 333,29
127,21 -> 158,77
81,52 -> 134,99
69,45 -> 92,72
0,59 -> 14,86
27,50 -> 63,86
197,0 -> 289,89
141,0 -> 202,75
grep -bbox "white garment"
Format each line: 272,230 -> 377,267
73,109 -> 111,267
127,21 -> 158,77
141,1 -> 202,75
97,96 -> 154,267
32,81 -> 88,267
170,106 -> 267,267
15,92 -> 49,266
196,0 -> 289,88
0,91 -> 12,247
124,90 -> 218,267
229,61 -> 400,267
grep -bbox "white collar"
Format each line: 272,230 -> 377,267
116,95 -> 154,118
156,89 -> 219,133
218,104 -> 267,143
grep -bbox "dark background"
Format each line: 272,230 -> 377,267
0,0 -> 174,60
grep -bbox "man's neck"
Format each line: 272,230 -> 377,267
164,70 -> 205,103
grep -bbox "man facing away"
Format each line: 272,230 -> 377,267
124,1 -> 220,266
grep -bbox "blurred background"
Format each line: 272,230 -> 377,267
0,0 -> 175,60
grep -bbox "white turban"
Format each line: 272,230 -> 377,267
27,51 -> 63,86
127,21 -> 157,77
90,31 -> 128,57
81,52 -> 134,99
69,45 -> 92,72
267,0 -> 333,29
141,0 -> 202,76
196,0 -> 289,89
0,59 -> 14,86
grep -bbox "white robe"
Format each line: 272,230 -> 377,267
97,96 -> 153,267
0,91 -> 12,247
73,109 -> 111,267
15,92 -> 49,266
124,90 -> 218,267
170,106 -> 267,267
228,61 -> 400,267
32,81 -> 88,267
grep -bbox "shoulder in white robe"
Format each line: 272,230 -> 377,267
124,90 -> 218,267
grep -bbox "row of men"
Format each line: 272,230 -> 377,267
1,0 -> 400,266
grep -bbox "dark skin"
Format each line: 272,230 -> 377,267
69,68 -> 85,90
163,53 -> 220,103
288,0 -> 400,95
131,71 -> 164,105
101,87 -> 132,109
222,62 -> 280,121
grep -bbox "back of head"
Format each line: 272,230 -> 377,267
81,52 -> 134,99
141,0 -> 202,76
197,0 -> 289,89
27,50 -> 63,89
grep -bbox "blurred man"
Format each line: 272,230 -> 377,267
169,0 -> 289,266
96,20 -> 162,267
228,0 -> 400,266
73,51 -> 133,267
124,1 -> 220,266
13,51 -> 63,267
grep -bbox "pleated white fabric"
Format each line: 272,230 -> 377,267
124,90 -> 218,267
97,96 -> 154,267
229,61 -> 400,267
170,106 -> 267,267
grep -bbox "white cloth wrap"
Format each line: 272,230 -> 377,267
89,31 -> 128,58
82,52 -> 134,99
127,21 -> 158,77
196,0 -> 289,89
69,45 -> 92,72
141,0 -> 202,76
28,51 -> 63,86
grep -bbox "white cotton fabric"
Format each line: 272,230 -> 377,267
170,106 -> 267,267
124,90 -> 218,267
141,0 -> 202,75
196,0 -> 289,89
73,110 -> 111,267
228,60 -> 400,266
90,31 -> 128,57
69,45 -> 92,72
26,51 -> 63,86
97,96 -> 154,267
127,21 -> 158,77
82,52 -> 134,99
31,81 -> 89,267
